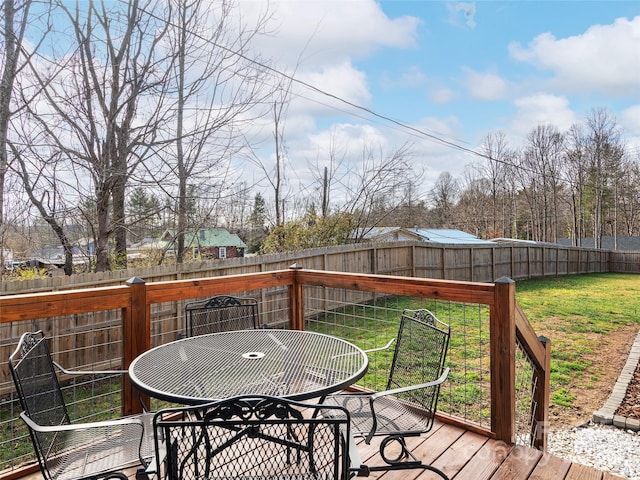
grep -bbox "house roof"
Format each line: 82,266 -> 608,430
411,229 -> 495,245
162,229 -> 247,249
354,227 -> 422,242
355,227 -> 495,245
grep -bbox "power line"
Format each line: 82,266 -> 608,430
43,0 -> 640,196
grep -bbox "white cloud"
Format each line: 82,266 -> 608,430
509,94 -> 579,139
508,16 -> 640,96
244,0 -> 421,67
455,2 -> 477,29
380,66 -> 427,90
620,105 -> 640,136
620,105 -> 640,157
291,61 -> 371,115
399,66 -> 428,88
462,68 -> 509,100
430,87 -> 457,105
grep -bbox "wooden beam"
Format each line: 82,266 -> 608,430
490,277 -> 516,444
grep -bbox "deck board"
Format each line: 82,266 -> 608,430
528,454 -> 572,480
430,430 -> 490,479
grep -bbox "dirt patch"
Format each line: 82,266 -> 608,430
548,323 -> 639,427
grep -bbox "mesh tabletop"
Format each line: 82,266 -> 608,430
128,329 -> 368,404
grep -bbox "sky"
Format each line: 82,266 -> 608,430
239,0 -> 640,196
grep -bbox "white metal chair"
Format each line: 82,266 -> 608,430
9,330 -> 155,480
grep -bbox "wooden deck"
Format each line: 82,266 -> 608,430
13,418 -> 624,480
351,419 -> 624,480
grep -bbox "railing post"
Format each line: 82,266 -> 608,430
491,276 -> 516,444
289,263 -> 304,330
532,335 -> 551,450
123,277 -> 150,415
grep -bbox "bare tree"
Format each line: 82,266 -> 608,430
515,125 -> 564,242
479,131 -> 514,237
9,143 -> 76,274
429,171 -> 459,228
155,0 -> 272,263
1,0 -> 43,267
455,166 -> 491,237
564,124 -> 590,245
584,108 -> 625,248
17,0 -> 171,271
247,71 -> 297,231
307,130 -> 348,219
616,155 -> 640,236
339,141 -> 418,241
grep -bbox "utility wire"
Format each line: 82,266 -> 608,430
45,0 -> 639,196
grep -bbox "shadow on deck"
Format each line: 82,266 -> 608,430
13,418 -> 624,480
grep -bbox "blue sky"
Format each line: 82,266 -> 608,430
21,0 -> 640,205
244,0 -> 640,194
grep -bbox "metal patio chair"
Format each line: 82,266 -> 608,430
323,309 -> 451,479
145,394 -> 360,480
183,294 -> 259,337
8,330 -> 155,480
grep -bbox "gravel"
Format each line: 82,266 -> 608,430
547,422 -> 640,479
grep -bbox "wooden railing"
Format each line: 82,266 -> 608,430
0,267 -> 550,478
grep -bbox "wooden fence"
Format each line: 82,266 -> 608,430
0,268 -> 548,448
2,241 -> 634,296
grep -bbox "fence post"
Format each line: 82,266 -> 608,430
289,263 -> 305,330
532,335 -> 551,450
123,277 -> 150,415
491,276 -> 516,444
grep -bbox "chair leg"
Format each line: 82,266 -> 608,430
380,435 -> 413,464
363,435 -> 450,480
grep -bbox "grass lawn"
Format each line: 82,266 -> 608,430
515,272 -> 640,424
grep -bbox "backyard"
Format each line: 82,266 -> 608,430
515,272 -> 640,427
1,271 -> 638,470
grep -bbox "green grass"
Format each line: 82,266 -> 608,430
516,273 -> 640,411
310,273 -> 640,422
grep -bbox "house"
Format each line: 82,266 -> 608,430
159,228 -> 247,259
353,227 -> 496,246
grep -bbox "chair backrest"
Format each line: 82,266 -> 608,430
387,309 -> 450,412
184,295 -> 258,336
154,395 -> 351,480
9,331 -> 70,427
8,331 -> 71,472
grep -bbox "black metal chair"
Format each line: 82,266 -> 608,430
323,309 -> 451,479
8,330 -> 155,480
145,394 -> 359,480
183,295 -> 259,337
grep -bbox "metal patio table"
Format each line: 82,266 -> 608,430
128,329 -> 369,404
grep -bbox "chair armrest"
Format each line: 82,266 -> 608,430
370,367 -> 449,401
20,411 -> 147,472
53,360 -> 127,376
330,338 -> 395,360
20,411 -> 145,433
362,338 -> 395,354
